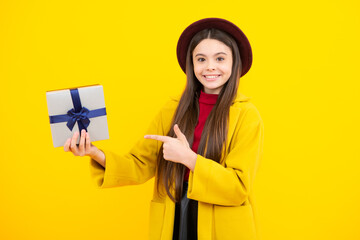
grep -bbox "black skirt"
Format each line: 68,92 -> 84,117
172,181 -> 198,240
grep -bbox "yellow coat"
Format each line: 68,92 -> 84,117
90,92 -> 264,240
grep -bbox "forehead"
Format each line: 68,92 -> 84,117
193,39 -> 232,55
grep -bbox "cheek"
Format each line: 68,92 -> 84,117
227,67 -> 233,76
193,63 -> 200,72
219,66 -> 231,76
193,64 -> 203,77
222,62 -> 233,76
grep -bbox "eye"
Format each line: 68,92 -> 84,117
197,57 -> 205,62
217,57 -> 225,61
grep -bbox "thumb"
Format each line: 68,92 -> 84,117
174,124 -> 187,142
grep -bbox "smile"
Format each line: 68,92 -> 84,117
203,75 -> 221,80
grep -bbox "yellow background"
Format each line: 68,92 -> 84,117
1,0 -> 359,239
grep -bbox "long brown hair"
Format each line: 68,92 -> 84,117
156,28 -> 242,202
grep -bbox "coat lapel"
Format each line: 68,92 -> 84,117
224,92 -> 250,163
225,106 -> 241,159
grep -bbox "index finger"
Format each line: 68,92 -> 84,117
144,135 -> 173,142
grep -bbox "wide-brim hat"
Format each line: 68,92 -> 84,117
176,18 -> 252,77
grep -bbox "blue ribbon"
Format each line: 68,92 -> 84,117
49,88 -> 107,132
66,107 -> 90,131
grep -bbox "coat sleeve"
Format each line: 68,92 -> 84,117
187,103 -> 264,206
89,107 -> 166,188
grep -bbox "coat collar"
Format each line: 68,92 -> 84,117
233,92 -> 250,103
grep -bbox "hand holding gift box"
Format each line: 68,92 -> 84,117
63,129 -> 106,167
46,84 -> 109,147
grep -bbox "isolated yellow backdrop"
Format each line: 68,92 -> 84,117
1,0 -> 359,239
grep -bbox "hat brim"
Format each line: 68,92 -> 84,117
176,18 -> 252,77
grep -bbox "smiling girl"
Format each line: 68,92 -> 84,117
64,18 -> 264,240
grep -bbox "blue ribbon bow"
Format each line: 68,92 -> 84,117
66,107 -> 90,131
49,88 -> 107,132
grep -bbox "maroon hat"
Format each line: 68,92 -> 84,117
176,18 -> 252,77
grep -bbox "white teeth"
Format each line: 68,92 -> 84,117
205,75 -> 219,79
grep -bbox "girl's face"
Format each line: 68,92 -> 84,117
192,38 -> 233,94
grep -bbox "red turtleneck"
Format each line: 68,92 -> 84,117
184,90 -> 218,181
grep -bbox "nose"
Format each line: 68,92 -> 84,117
206,61 -> 216,71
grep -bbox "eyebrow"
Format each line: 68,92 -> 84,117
194,52 -> 228,57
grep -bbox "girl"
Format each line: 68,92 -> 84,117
64,18 -> 264,240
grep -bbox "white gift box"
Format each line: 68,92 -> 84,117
46,84 -> 109,147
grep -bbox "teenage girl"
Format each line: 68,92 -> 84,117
64,18 -> 264,240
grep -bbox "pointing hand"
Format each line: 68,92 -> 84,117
144,124 -> 197,170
